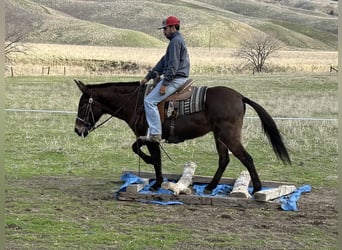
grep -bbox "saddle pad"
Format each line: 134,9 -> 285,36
178,86 -> 208,116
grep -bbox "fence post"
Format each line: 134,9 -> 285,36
330,65 -> 338,73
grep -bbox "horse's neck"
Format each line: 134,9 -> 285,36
97,84 -> 143,121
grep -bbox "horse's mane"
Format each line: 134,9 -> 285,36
87,81 -> 141,89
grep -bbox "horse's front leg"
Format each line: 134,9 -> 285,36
132,140 -> 153,164
145,142 -> 163,191
132,140 -> 163,190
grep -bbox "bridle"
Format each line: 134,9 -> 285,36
76,84 -> 143,134
76,97 -> 98,133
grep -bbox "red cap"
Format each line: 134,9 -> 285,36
158,16 -> 180,29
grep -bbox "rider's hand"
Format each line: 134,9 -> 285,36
140,78 -> 148,85
159,85 -> 167,95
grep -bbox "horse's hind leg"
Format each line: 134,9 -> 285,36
205,137 -> 230,193
208,127 -> 262,194
228,142 -> 262,194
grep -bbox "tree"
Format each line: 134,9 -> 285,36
5,2 -> 41,63
5,31 -> 29,62
235,33 -> 281,73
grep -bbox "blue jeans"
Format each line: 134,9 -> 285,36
144,78 -> 188,135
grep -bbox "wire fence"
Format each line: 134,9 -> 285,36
5,108 -> 337,122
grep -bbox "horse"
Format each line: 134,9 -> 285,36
74,79 -> 291,194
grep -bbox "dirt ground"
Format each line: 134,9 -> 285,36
6,176 -> 338,249
95,179 -> 338,249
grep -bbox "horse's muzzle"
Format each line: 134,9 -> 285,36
74,126 -> 89,138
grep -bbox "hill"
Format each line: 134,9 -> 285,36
5,0 -> 165,48
5,0 -> 338,50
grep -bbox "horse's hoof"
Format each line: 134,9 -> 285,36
149,183 -> 161,192
204,187 -> 212,195
252,186 -> 262,194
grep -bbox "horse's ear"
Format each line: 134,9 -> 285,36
74,80 -> 88,94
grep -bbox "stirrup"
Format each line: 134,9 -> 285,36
138,134 -> 162,143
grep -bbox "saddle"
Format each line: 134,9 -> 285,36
144,78 -> 207,143
145,78 -> 196,122
161,79 -> 195,122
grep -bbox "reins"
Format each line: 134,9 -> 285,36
89,111 -> 113,132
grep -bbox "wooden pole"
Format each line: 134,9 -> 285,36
125,178 -> 149,193
254,185 -> 297,202
230,171 -> 251,199
161,161 -> 197,195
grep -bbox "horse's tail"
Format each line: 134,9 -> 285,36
243,97 -> 291,165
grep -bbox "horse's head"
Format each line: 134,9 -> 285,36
74,80 -> 103,138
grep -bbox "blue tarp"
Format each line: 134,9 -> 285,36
116,173 -> 311,211
279,185 -> 312,211
117,173 -> 182,205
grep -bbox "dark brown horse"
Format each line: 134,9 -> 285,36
74,79 -> 290,194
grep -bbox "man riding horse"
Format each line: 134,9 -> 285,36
74,16 -> 291,194
139,16 -> 190,143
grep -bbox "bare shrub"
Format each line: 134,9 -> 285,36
234,33 -> 282,73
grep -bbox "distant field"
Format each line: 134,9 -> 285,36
6,43 -> 338,76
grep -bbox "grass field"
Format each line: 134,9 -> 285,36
5,73 -> 337,249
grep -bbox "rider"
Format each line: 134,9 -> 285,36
140,16 -> 190,143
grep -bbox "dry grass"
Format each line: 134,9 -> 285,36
6,43 -> 338,76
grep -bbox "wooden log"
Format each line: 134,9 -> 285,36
230,171 -> 251,199
254,185 -> 297,201
126,178 -> 149,193
161,161 -> 197,195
